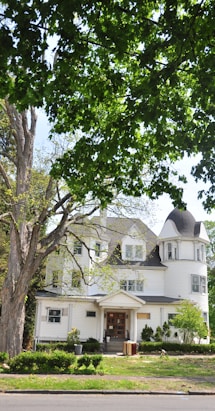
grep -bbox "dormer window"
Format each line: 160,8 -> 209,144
125,244 -> 144,261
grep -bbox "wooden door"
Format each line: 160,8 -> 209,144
106,312 -> 126,339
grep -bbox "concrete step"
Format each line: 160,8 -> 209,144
104,340 -> 124,353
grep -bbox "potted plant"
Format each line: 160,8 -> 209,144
67,327 -> 83,355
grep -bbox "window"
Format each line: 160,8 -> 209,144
191,274 -> 207,294
202,312 -> 208,322
136,280 -> 144,292
48,309 -> 61,323
128,280 -> 135,291
168,313 -> 176,324
95,242 -> 101,257
125,244 -> 144,260
71,270 -> 81,288
86,311 -> 96,317
74,240 -> 82,255
120,280 -> 127,291
125,245 -> 133,259
135,245 -> 143,259
52,271 -> 59,288
196,244 -> 205,262
167,242 -> 177,260
167,243 -> 172,259
197,248 -> 200,261
120,279 -> 144,292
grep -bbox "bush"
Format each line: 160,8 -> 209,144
9,351 -> 76,374
74,354 -> 103,375
141,325 -> 154,341
0,352 -> 9,363
82,338 -> 100,353
138,341 -> 215,355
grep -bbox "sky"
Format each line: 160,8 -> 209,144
35,108 -> 215,236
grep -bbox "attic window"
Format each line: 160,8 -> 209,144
125,245 -> 144,261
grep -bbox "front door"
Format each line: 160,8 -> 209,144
106,312 -> 126,339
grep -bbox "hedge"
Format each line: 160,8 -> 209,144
138,341 -> 215,354
8,350 -> 76,374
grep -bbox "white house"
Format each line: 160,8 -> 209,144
34,208 -> 210,348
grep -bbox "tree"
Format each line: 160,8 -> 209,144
141,324 -> 154,342
0,1 -> 214,357
204,221 -> 215,337
171,300 -> 208,344
0,1 -> 214,209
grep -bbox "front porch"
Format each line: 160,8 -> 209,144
97,290 -> 146,345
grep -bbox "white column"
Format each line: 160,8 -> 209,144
99,307 -> 104,342
131,309 -> 137,342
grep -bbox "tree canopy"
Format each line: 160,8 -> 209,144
0,0 -> 214,209
171,300 -> 208,344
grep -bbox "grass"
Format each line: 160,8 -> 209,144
1,355 -> 215,393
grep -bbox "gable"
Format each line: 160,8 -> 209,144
97,290 -> 145,308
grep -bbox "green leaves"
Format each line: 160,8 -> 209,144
0,0 -> 215,208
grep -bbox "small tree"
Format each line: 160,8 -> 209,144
162,321 -> 171,341
154,326 -> 163,342
171,300 -> 208,344
141,325 -> 154,342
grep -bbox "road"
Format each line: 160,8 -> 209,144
0,394 -> 215,411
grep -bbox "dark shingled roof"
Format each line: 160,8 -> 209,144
137,295 -> 182,304
92,216 -> 165,268
92,294 -> 182,303
166,208 -> 200,237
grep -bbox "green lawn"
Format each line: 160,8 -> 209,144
0,355 -> 215,393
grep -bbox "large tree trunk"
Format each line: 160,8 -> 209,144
0,103 -> 36,356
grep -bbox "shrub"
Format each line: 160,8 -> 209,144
9,351 -> 75,373
91,354 -> 102,369
67,328 -> 80,346
82,338 -> 100,353
141,325 -> 154,341
74,354 -> 103,375
0,352 -> 9,363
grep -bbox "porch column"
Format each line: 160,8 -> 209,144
131,309 -> 138,342
99,307 -> 104,342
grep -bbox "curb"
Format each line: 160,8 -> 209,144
1,390 -> 215,395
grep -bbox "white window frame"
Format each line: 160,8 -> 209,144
125,244 -> 144,261
191,274 -> 207,294
74,240 -> 82,255
120,279 -> 144,292
48,308 -> 61,323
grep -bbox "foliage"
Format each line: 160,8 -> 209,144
8,351 -> 75,374
83,338 -> 100,353
171,300 -> 208,344
67,328 -> 80,346
0,1 -> 214,209
74,354 -> 103,374
141,325 -> 154,341
204,221 -> 215,337
1,0 -> 215,357
154,326 -> 164,342
138,341 -> 215,354
36,339 -> 101,354
0,352 -> 9,363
